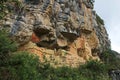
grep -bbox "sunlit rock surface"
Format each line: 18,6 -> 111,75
0,0 -> 110,67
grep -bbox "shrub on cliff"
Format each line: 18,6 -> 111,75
78,60 -> 109,80
100,49 -> 120,69
0,31 -> 40,80
0,30 -> 17,79
0,52 -> 41,80
7,52 -> 40,80
0,30 -> 17,66
96,14 -> 104,25
37,60 -> 110,80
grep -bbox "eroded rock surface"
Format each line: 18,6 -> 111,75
0,0 -> 110,67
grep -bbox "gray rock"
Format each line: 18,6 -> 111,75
0,0 -> 110,55
58,12 -> 69,21
58,0 -> 67,4
10,21 -> 26,35
64,8 -> 70,15
83,0 -> 93,9
109,69 -> 120,80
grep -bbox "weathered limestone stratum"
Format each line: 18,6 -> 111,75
0,0 -> 111,67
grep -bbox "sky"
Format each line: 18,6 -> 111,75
94,0 -> 120,53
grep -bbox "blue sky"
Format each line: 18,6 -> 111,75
94,0 -> 120,53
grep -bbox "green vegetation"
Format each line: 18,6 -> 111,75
0,1 -> 7,19
100,49 -> 120,69
0,30 -> 17,65
0,0 -> 22,19
96,14 -> 105,25
3,52 -> 41,80
0,31 -> 120,80
90,0 -> 95,4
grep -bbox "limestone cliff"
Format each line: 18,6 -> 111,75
0,0 -> 111,67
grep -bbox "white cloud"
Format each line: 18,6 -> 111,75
112,45 -> 120,53
94,0 -> 120,53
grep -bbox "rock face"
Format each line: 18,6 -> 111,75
108,69 -> 120,80
0,0 -> 111,67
